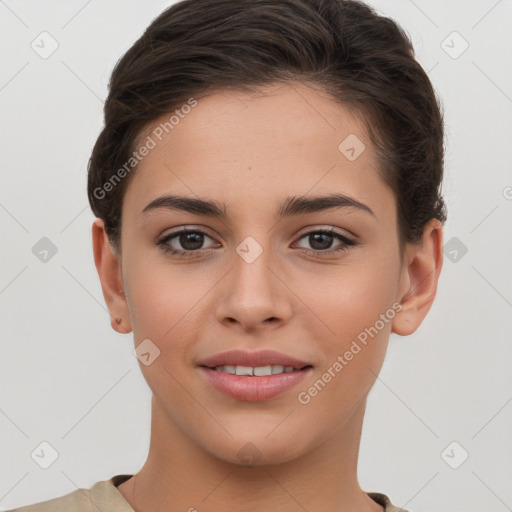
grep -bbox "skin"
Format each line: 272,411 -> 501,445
92,81 -> 443,512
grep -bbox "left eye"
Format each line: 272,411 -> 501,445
157,228 -> 357,257
294,229 -> 357,254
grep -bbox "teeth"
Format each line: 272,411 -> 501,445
213,365 -> 298,375
271,365 -> 284,375
254,365 -> 273,376
235,365 -> 253,376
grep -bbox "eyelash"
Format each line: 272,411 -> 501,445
156,227 -> 357,259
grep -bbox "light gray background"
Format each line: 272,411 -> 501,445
1,1 -> 511,510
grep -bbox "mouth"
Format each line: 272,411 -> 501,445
196,349 -> 314,401
201,364 -> 313,376
198,364 -> 314,401
197,348 -> 312,370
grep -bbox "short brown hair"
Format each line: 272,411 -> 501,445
87,0 -> 447,255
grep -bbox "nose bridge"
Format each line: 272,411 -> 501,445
215,233 -> 292,328
232,234 -> 277,304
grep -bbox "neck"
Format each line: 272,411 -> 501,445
117,395 -> 382,512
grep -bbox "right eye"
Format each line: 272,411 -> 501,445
157,228 -> 220,257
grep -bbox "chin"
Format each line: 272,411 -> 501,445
204,433 -> 309,468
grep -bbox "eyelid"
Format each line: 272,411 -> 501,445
158,225 -> 355,242
292,228 -> 357,254
294,225 -> 355,240
157,226 -> 218,248
157,225 -> 358,257
157,225 -> 216,241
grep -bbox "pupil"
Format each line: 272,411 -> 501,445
310,233 -> 332,250
180,232 -> 203,250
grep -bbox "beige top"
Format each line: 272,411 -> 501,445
6,474 -> 409,512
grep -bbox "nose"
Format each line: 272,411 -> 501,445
215,241 -> 293,332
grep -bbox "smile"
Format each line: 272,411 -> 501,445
209,364 -> 311,376
199,365 -> 313,401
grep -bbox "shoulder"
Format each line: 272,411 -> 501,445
4,488 -> 94,512
4,474 -> 134,512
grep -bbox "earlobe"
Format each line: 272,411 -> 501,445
92,219 -> 132,334
392,219 -> 444,336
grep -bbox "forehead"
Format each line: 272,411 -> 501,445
124,82 -> 394,221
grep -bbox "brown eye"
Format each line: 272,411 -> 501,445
307,232 -> 335,250
294,229 -> 357,256
176,232 -> 205,251
157,228 -> 218,256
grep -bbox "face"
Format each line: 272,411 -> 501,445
110,82 -> 413,465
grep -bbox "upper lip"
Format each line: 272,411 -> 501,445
198,349 -> 312,369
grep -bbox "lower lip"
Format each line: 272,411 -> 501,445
198,366 -> 313,401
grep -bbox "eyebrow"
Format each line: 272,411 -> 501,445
140,193 -> 375,219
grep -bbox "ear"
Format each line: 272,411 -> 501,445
92,218 -> 132,334
392,219 -> 444,336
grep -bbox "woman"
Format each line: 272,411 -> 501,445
8,0 -> 446,510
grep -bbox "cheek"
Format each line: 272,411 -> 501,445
125,256 -> 207,337
294,271 -> 393,420
124,261 -> 201,398
290,256 -> 396,398
292,255 -> 398,339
